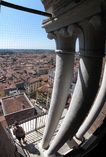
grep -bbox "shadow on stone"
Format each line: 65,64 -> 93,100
23,143 -> 40,155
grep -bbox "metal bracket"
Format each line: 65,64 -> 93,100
0,0 -> 52,17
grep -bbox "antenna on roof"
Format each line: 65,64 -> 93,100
0,0 -> 52,18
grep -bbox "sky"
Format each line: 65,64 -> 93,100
0,0 -> 56,49
0,0 -> 79,50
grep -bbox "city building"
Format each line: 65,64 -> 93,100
1,93 -> 35,125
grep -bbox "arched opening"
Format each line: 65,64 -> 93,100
75,38 -> 79,54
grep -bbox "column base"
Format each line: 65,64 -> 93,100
38,143 -> 63,157
75,135 -> 85,143
44,151 -> 63,157
38,143 -> 46,157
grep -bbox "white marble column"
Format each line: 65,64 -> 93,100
46,56 -> 103,156
40,28 -> 76,149
76,60 -> 106,140
45,16 -> 105,156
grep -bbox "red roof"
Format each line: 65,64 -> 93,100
2,94 -> 32,115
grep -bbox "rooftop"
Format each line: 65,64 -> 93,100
2,93 -> 33,115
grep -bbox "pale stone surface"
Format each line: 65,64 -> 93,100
41,49 -> 75,149
76,63 -> 106,139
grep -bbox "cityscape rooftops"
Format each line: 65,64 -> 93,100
38,83 -> 52,93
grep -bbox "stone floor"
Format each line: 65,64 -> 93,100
14,114 -> 75,157
16,126 -> 93,157
15,128 -> 78,157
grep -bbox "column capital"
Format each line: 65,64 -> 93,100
67,24 -> 81,37
54,27 -> 69,38
47,32 -> 56,40
55,49 -> 75,55
79,15 -> 105,57
47,26 -> 78,51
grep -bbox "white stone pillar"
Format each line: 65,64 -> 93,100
40,28 -> 76,149
46,56 -> 103,156
45,16 -> 105,156
76,60 -> 106,140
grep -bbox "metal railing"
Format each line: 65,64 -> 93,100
6,113 -> 48,157
6,108 -> 67,156
8,107 -> 68,137
9,112 -> 48,135
1,1 -> 52,17
20,113 -> 47,134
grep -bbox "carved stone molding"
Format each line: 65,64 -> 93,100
79,16 -> 105,57
47,26 -> 77,51
68,24 -> 81,37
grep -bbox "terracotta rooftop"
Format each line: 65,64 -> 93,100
2,93 -> 32,115
38,83 -> 52,93
28,77 -> 40,84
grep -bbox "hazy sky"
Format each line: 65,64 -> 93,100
0,0 -> 56,49
0,0 -> 79,51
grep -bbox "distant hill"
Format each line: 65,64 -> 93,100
0,49 -> 55,55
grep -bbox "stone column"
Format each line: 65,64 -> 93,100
45,16 -> 105,156
0,121 -> 17,157
40,27 -> 76,149
76,60 -> 106,140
